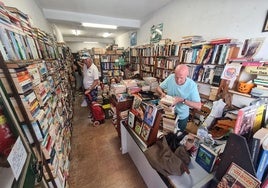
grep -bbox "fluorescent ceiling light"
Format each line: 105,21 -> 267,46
103,32 -> 111,38
72,30 -> 80,36
82,22 -> 117,29
83,41 -> 98,44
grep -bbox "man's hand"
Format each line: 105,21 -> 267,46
85,89 -> 91,95
173,97 -> 184,106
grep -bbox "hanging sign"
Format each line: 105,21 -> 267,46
245,66 -> 268,75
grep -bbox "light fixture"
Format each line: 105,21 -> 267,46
102,32 -> 111,38
72,29 -> 81,36
81,22 -> 117,29
83,41 -> 98,44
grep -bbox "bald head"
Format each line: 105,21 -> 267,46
174,64 -> 189,85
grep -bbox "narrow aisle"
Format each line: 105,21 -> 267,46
69,95 -> 147,188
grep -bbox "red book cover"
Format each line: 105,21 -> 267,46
234,105 -> 257,140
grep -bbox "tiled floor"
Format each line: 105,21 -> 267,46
68,95 -> 147,188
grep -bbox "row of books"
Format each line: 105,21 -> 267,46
141,56 -> 155,65
155,58 -> 178,70
179,42 -> 240,65
0,3 -> 59,61
188,64 -> 224,86
155,69 -> 173,80
100,54 -> 119,62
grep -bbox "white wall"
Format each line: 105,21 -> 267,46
1,0 -> 52,34
117,0 -> 268,48
115,32 -> 131,49
67,42 -> 106,53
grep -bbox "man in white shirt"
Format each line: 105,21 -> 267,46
80,54 -> 99,102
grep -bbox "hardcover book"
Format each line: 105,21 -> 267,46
234,105 -> 257,141
217,162 -> 260,188
143,103 -> 157,127
256,136 -> 268,182
250,127 -> 268,169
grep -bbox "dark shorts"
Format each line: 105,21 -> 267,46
177,116 -> 189,131
86,88 -> 98,103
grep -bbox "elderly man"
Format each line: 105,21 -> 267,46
80,53 -> 99,102
156,64 -> 201,131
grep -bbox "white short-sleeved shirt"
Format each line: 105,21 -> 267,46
83,63 -> 99,89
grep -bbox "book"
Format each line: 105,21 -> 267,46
212,65 -> 224,86
250,128 -> 268,169
132,94 -> 142,110
256,136 -> 268,182
143,103 -> 157,127
195,143 -> 218,173
134,120 -> 142,135
128,110 -> 135,128
22,121 -> 43,144
217,162 -> 260,188
234,105 -> 257,141
253,104 -> 266,133
140,123 -> 151,141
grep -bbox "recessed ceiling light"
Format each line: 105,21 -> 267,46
81,22 -> 117,29
103,32 -> 112,38
83,41 -> 98,44
72,30 -> 80,36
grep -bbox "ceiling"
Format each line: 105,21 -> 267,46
34,0 -> 172,44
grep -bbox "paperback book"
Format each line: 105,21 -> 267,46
217,162 -> 260,188
128,110 -> 135,128
140,123 -> 151,141
134,120 -> 142,135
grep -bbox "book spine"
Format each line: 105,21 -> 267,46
234,109 -> 244,134
256,149 -> 268,181
251,138 -> 261,169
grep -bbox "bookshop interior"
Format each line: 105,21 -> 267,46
1,0 -> 268,187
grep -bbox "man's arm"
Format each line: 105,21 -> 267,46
173,97 -> 202,111
156,86 -> 166,98
85,79 -> 99,94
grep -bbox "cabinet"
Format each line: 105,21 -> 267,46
121,122 -> 214,188
0,16 -> 73,187
110,96 -> 133,137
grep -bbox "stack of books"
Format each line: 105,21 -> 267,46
0,67 -> 33,94
251,75 -> 268,97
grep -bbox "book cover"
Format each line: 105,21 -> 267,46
250,127 -> 268,169
256,136 -> 268,182
234,105 -> 257,140
217,162 -> 260,188
134,120 -> 142,135
140,123 -> 151,141
253,104 -> 266,133
143,103 -> 157,127
212,65 -> 224,86
220,62 -> 242,88
132,94 -> 142,110
195,143 -> 218,173
128,110 -> 135,128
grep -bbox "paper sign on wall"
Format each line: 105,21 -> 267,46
7,137 -> 27,180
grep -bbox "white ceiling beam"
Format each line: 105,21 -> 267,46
64,36 -> 114,44
43,8 -> 140,28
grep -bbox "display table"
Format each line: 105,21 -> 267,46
120,122 -> 214,188
110,96 -> 133,137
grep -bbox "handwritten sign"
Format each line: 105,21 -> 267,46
7,137 -> 27,180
